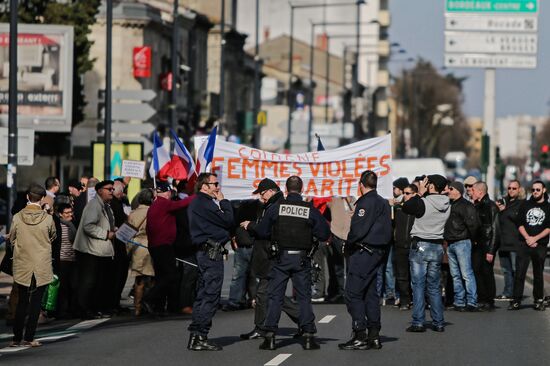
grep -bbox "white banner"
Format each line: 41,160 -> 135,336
210,134 -> 393,200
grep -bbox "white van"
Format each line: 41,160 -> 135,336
392,158 -> 447,183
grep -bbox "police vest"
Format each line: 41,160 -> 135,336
273,199 -> 313,250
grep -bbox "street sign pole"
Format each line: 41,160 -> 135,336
104,0 -> 113,180
483,68 -> 496,198
7,0 -> 18,230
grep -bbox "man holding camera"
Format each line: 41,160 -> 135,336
187,173 -> 234,351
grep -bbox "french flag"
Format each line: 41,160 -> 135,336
195,125 -> 218,174
149,132 -> 172,181
167,129 -> 195,180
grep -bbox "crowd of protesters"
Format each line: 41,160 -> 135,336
0,171 -> 548,347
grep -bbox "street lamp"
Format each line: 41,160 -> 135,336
285,1 -> 364,151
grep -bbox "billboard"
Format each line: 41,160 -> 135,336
0,24 -> 74,132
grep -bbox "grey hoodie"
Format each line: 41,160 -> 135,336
410,195 -> 451,240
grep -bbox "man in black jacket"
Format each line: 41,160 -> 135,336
471,181 -> 500,311
239,178 -> 299,340
509,180 -> 550,311
495,180 -> 524,301
444,181 -> 480,312
392,183 -> 417,311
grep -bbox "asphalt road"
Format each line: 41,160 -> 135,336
0,263 -> 549,366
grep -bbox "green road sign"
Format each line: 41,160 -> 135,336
446,0 -> 538,13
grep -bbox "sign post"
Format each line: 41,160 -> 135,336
444,0 -> 539,198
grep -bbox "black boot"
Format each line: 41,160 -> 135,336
302,333 -> 320,350
188,334 -> 222,351
259,332 -> 276,350
338,331 -> 368,350
367,327 -> 382,350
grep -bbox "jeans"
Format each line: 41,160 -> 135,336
227,246 -> 253,306
376,247 -> 396,299
499,251 -> 517,297
409,241 -> 444,328
447,240 -> 477,307
513,244 -> 546,302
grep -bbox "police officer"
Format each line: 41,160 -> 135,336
338,170 -> 392,351
251,176 -> 330,350
187,173 -> 234,351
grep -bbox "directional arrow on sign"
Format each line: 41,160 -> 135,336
111,122 -> 155,135
98,89 -> 157,102
99,103 -> 157,121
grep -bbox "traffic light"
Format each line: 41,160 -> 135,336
541,144 -> 549,168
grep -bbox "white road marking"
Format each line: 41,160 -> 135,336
265,353 -> 292,366
36,333 -> 78,342
0,345 -> 28,353
68,318 -> 109,331
318,315 -> 336,324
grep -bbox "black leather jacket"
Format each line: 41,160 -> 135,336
444,197 -> 480,242
498,197 -> 524,252
474,194 -> 500,255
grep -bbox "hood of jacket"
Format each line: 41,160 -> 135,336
425,194 -> 450,213
19,205 -> 49,226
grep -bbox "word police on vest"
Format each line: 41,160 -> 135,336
279,204 -> 310,219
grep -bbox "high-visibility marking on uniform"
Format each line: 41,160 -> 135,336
279,204 -> 310,219
318,315 -> 336,323
265,353 -> 292,366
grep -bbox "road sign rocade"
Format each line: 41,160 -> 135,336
446,0 -> 538,13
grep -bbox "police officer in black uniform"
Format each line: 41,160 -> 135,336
338,170 -> 392,351
251,176 -> 330,350
187,173 -> 234,351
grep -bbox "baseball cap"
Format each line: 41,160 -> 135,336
464,176 -> 478,186
67,179 -> 84,190
252,178 -> 279,194
155,181 -> 172,192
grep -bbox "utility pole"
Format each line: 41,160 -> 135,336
104,0 -> 113,180
285,6 -> 294,151
219,0 -> 226,133
324,35 -> 330,124
170,0 -> 179,140
252,0 -> 261,148
483,68 -> 496,198
6,0 -> 18,229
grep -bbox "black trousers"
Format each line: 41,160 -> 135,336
178,255 -> 198,308
471,245 -> 496,305
513,244 -> 547,302
58,260 -> 79,318
254,277 -> 299,329
145,245 -> 179,312
392,247 -> 411,305
327,236 -> 346,299
76,251 -> 113,316
13,277 -> 47,342
112,240 -> 130,309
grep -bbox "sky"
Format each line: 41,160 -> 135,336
237,0 -> 550,118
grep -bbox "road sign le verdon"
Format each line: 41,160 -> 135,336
446,0 -> 538,13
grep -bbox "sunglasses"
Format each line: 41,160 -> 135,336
532,188 -> 543,192
464,184 -> 473,188
507,187 -> 518,190
205,182 -> 219,187
404,192 -> 413,195
102,187 -> 115,192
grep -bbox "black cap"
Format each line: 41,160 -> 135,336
95,180 -> 114,191
67,179 -> 83,190
252,178 -> 279,194
393,177 -> 409,191
155,181 -> 172,192
449,181 -> 465,195
427,174 -> 448,191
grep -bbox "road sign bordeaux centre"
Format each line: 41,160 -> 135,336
446,0 -> 538,13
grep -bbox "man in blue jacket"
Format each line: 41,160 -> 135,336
338,170 -> 392,351
187,173 -> 234,351
251,176 -> 330,351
